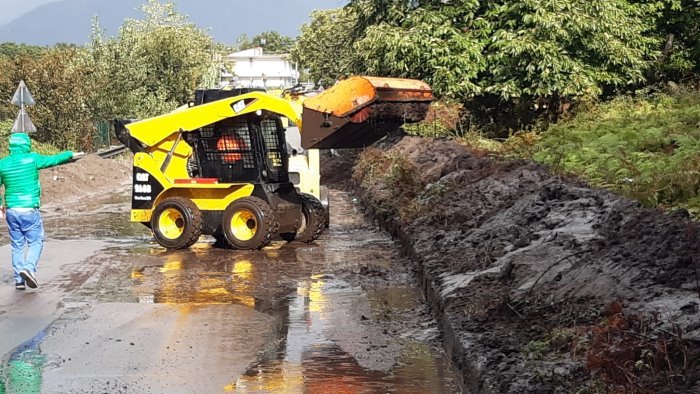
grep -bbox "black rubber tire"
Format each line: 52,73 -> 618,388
295,193 -> 325,243
222,196 -> 278,250
151,197 -> 203,249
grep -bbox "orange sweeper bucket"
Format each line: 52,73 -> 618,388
300,76 -> 434,149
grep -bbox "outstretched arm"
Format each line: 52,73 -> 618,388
34,151 -> 74,169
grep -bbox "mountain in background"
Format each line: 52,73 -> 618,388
0,0 -> 343,46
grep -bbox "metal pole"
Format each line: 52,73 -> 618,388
20,86 -> 25,133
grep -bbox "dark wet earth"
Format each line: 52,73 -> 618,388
0,189 -> 459,393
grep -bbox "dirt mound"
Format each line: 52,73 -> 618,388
39,154 -> 132,208
352,134 -> 700,392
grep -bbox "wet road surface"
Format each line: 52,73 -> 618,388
0,189 -> 459,393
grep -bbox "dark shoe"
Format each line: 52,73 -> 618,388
15,282 -> 25,290
20,270 -> 38,289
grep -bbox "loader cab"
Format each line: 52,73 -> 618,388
187,111 -> 290,185
187,88 -> 290,185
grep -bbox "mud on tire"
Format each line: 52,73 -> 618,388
222,196 -> 278,250
294,193 -> 326,243
151,197 -> 203,249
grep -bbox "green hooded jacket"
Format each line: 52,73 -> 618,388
0,133 -> 73,208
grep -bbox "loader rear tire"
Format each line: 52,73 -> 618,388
294,193 -> 325,243
222,196 -> 277,250
151,197 -> 203,249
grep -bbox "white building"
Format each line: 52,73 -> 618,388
222,47 -> 299,89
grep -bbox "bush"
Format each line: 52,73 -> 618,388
0,119 -> 61,155
533,90 -> 700,213
352,148 -> 424,219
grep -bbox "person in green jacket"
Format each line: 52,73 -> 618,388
0,133 -> 83,290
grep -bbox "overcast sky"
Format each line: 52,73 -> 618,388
0,0 -> 348,45
0,0 -> 347,25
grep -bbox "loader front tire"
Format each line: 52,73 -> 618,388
222,197 -> 277,250
294,193 -> 326,243
151,197 -> 203,249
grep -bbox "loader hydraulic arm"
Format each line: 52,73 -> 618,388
125,92 -> 302,149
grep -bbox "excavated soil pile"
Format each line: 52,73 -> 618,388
39,154 -> 132,208
349,134 -> 700,393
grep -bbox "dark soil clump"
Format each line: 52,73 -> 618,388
345,133 -> 700,393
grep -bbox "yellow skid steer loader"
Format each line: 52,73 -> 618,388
115,76 -> 433,250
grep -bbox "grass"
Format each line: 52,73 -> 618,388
530,91 -> 700,214
411,91 -> 700,216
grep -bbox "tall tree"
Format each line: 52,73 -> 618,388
251,31 -> 295,54
344,0 -> 659,130
348,0 -> 656,101
81,0 -> 215,120
291,8 -> 356,87
645,0 -> 700,80
0,48 -> 95,150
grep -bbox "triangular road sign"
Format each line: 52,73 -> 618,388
11,108 -> 37,133
11,80 -> 36,107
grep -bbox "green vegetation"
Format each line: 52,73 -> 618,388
0,0 -> 218,151
0,0 -> 697,215
82,0 -> 216,120
236,31 -> 295,54
406,90 -> 700,214
291,9 -> 356,87
291,0 -> 699,133
533,91 -> 700,213
0,120 -> 60,155
0,43 -> 47,59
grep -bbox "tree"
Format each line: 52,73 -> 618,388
81,0 -> 216,120
0,43 -> 47,60
349,0 -> 655,100
642,0 -> 700,80
0,48 -> 95,150
350,2 -> 486,99
345,0 -> 659,131
291,9 -> 356,87
235,33 -> 253,51
251,31 -> 295,54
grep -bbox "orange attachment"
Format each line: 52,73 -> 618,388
300,76 -> 434,149
303,76 -> 433,118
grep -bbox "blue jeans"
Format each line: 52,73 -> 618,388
6,209 -> 44,284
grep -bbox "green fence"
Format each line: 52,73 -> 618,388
95,120 -> 112,149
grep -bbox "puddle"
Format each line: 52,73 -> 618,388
231,279 -> 457,393
0,330 -> 47,393
1,190 -> 460,392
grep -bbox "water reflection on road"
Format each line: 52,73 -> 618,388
3,189 -> 459,393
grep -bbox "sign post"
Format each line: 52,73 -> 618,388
10,80 -> 37,133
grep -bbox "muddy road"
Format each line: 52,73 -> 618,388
0,187 -> 459,393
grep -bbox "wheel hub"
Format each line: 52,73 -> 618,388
231,209 -> 257,241
158,208 -> 185,240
